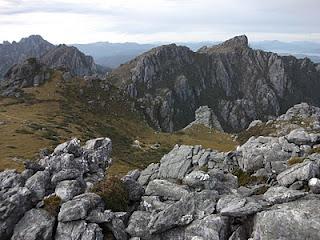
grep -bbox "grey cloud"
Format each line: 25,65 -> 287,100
0,1 -> 117,16
0,0 -> 319,42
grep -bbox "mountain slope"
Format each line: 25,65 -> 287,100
0,71 -> 237,173
41,44 -> 97,76
109,35 -> 320,132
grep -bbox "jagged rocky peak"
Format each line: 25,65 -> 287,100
110,34 -> 320,133
0,58 -> 51,97
19,35 -> 52,46
0,35 -> 54,78
220,34 -> 249,48
198,35 -> 249,53
41,44 -> 97,77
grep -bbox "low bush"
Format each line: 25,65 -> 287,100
287,156 -> 304,166
43,195 -> 61,216
233,169 -> 267,186
91,176 -> 129,212
15,128 -> 33,135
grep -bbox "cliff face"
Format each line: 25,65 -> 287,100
0,35 -> 54,78
109,35 -> 320,132
41,45 -> 97,77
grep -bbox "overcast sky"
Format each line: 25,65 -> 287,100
0,0 -> 319,44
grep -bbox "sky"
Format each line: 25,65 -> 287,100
0,0 -> 319,44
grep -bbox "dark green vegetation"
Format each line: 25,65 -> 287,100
91,176 -> 129,212
43,195 -> 62,217
287,157 -> 304,166
233,169 -> 267,187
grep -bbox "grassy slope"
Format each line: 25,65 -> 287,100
0,71 -> 238,175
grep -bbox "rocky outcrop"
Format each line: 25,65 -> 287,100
0,35 -> 54,79
119,107 -> 320,239
252,198 -> 320,240
110,35 -> 320,132
185,106 -> 224,131
41,44 -> 97,77
0,58 -> 51,97
0,137 -> 112,240
122,132 -> 320,239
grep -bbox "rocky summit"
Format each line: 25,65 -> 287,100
41,44 -> 97,77
109,35 -> 320,132
0,35 -> 100,80
0,35 -> 54,79
1,103 -> 320,239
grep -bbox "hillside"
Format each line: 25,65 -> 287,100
0,71 -> 237,174
109,35 -> 320,132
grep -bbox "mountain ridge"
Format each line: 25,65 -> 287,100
0,35 -> 99,79
109,35 -> 320,132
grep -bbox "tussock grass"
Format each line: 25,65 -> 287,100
287,156 -> 304,166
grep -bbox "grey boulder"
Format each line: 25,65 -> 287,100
286,129 -> 320,146
25,170 -> 51,201
217,195 -> 263,217
237,136 -> 300,172
55,220 -> 103,240
11,209 -> 55,240
55,180 -> 84,202
183,170 -> 211,189
263,186 -> 307,204
308,178 -> 320,194
184,214 -> 230,240
126,211 -> 152,239
0,170 -> 24,190
54,138 -> 82,156
0,187 -> 32,240
252,199 -> 320,240
58,193 -> 103,222
122,177 -> 144,202
158,145 -> 193,180
138,163 -> 159,186
277,160 -> 320,187
148,191 -> 218,234
145,179 -> 189,201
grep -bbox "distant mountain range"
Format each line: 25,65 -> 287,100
73,40 -> 320,68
